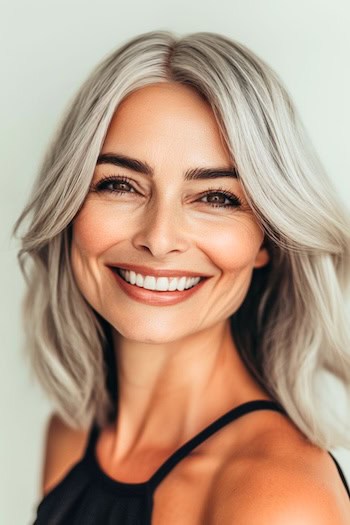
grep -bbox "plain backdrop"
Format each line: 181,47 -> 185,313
1,0 -> 349,523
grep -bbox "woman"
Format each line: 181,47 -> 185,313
13,30 -> 350,524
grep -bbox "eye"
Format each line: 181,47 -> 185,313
90,175 -> 137,195
90,176 -> 242,210
199,188 -> 242,209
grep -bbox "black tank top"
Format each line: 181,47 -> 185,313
33,399 -> 350,524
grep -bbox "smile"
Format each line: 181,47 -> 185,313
109,267 -> 210,306
116,268 -> 203,291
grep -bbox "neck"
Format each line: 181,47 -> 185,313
105,320 -> 268,463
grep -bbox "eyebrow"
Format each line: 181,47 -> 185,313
96,153 -> 239,181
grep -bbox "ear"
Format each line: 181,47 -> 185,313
253,236 -> 270,269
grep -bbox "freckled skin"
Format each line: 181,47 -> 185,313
70,82 -> 271,460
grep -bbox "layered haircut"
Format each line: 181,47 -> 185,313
12,30 -> 350,449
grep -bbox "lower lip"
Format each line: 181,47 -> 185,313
110,268 -> 209,306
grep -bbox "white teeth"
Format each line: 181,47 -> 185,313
118,269 -> 202,291
176,276 -> 186,291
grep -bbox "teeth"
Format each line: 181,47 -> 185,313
118,269 -> 202,291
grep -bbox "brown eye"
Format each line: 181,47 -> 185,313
92,175 -> 137,194
200,189 -> 242,209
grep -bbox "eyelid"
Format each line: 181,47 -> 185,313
91,174 -> 242,208
90,174 -> 137,191
92,175 -> 239,194
202,185 -> 241,200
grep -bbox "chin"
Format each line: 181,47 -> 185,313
108,318 -> 189,345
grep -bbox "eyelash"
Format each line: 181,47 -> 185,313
91,175 -> 242,209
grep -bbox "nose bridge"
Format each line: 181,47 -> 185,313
132,191 -> 190,256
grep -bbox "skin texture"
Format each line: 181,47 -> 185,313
71,81 -> 271,462
52,82 -> 350,523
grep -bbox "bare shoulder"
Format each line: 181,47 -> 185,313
41,413 -> 89,497
205,415 -> 350,524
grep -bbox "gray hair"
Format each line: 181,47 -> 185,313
12,30 -> 350,449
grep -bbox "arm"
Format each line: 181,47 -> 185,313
206,461 -> 350,525
40,413 -> 88,497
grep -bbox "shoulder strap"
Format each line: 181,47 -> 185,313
148,399 -> 286,490
328,452 -> 350,497
80,403 -> 350,500
82,420 -> 100,460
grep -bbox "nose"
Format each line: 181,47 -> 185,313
131,198 -> 191,258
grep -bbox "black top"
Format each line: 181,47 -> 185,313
33,399 -> 350,524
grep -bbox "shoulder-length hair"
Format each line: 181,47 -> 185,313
12,30 -> 350,449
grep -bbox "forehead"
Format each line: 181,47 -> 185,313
100,82 -> 233,168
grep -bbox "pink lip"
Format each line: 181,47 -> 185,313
109,267 -> 210,306
107,263 -> 210,279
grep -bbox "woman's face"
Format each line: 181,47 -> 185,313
71,82 -> 269,343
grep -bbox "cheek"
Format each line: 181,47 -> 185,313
204,219 -> 263,273
70,203 -> 124,300
71,200 -> 264,278
71,203 -> 124,256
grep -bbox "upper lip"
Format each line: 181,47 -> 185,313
107,263 -> 211,278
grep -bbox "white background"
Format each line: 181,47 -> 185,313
1,0 -> 349,523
